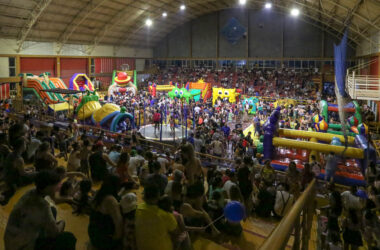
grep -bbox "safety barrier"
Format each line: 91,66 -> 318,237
347,72 -> 380,101
259,179 -> 317,250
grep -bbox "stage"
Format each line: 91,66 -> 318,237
138,124 -> 187,142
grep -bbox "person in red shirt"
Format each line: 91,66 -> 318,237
153,110 -> 161,136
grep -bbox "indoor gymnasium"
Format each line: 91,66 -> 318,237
0,0 -> 380,249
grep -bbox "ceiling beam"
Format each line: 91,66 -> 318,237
342,0 -> 364,28
322,0 -> 380,30
16,0 -> 53,53
56,0 -> 109,54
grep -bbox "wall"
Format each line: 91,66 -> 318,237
153,9 -> 356,59
0,38 -> 153,58
0,57 -> 9,78
356,31 -> 380,57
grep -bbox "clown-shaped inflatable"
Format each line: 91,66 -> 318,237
108,70 -> 137,97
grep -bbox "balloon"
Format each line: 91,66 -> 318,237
312,114 -> 323,124
224,201 -> 245,222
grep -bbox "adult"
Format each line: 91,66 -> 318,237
274,183 -> 294,217
3,137 -> 35,190
153,109 -> 161,136
286,161 -> 301,198
145,161 -> 168,196
88,175 -> 123,250
88,141 -> 116,182
116,152 -> 137,189
25,131 -> 43,163
4,170 -> 76,250
181,143 -> 203,185
135,185 -> 178,250
260,160 -> 276,186
34,142 -> 58,171
237,157 -> 253,205
325,152 -> 338,183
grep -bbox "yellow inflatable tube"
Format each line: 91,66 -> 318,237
278,129 -> 355,145
273,137 -> 364,159
156,85 -> 174,91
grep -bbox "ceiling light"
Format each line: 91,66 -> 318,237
239,0 -> 247,5
180,4 -> 186,10
162,12 -> 167,17
145,19 -> 152,27
291,8 -> 300,16
265,3 -> 272,9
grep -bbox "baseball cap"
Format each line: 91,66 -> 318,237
120,193 -> 137,214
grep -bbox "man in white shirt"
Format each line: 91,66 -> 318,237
223,172 -> 237,199
341,186 -> 364,211
157,153 -> 170,174
26,131 -> 43,162
274,183 -> 294,217
128,150 -> 145,177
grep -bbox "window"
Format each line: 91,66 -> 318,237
9,57 -> 16,77
276,61 -> 281,68
309,61 -> 315,68
295,60 -> 301,68
258,60 -> 263,67
289,60 -> 294,68
302,60 -> 308,68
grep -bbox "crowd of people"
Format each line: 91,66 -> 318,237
0,65 -> 379,250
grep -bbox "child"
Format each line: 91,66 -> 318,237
67,143 -> 81,172
158,195 -> 204,250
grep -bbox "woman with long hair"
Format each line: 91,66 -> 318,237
88,175 -> 122,250
180,143 -> 203,185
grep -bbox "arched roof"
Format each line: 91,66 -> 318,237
0,0 -> 379,52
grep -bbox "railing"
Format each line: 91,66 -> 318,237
347,72 -> 380,100
259,179 -> 317,250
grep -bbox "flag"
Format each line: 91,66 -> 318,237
334,29 -> 348,97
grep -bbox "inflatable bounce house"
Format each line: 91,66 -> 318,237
76,91 -> 134,132
149,82 -> 175,97
212,87 -> 240,105
168,86 -> 201,103
319,100 -> 366,136
242,97 -> 259,114
21,72 -> 76,112
263,108 -> 376,186
69,73 -> 95,92
184,79 -> 212,103
108,70 -> 137,97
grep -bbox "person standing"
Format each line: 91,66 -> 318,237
325,152 -> 338,183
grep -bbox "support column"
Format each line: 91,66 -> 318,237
57,57 -> 61,77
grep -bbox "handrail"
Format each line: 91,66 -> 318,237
259,178 -> 316,250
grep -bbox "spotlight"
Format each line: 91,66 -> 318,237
162,12 -> 167,17
239,0 -> 246,5
180,4 -> 186,10
145,19 -> 152,27
291,8 -> 300,16
265,3 -> 272,9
